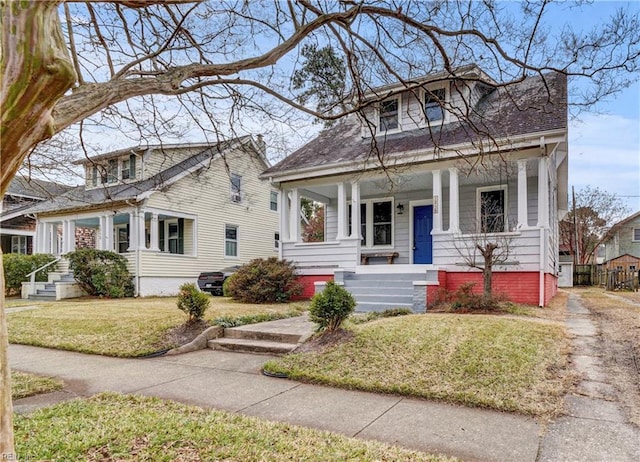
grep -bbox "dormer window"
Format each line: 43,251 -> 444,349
379,98 -> 399,132
425,88 -> 446,123
122,154 -> 136,180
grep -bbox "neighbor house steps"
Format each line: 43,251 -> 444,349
24,258 -> 82,301
207,316 -> 314,355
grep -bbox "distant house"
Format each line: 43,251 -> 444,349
0,177 -> 71,255
602,211 -> 640,271
26,137 -> 279,298
263,65 -> 568,309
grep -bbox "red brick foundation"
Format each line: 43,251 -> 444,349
294,274 -> 334,300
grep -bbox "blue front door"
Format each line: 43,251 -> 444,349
413,205 -> 433,264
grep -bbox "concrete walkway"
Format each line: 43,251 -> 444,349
9,297 -> 640,461
538,294 -> 640,461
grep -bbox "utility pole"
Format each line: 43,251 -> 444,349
572,186 -> 580,265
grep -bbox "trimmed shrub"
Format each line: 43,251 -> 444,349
177,283 -> 210,323
309,280 -> 356,332
66,249 -> 134,298
224,257 -> 302,303
3,253 -> 57,296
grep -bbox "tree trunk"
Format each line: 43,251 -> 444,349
483,263 -> 493,298
0,1 -> 76,455
0,1 -> 76,193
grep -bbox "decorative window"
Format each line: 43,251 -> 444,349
373,201 -> 392,246
274,232 -> 280,249
379,98 -> 399,132
11,236 -> 28,254
107,159 -> 118,184
122,154 -> 136,180
477,187 -> 507,233
270,191 -> 278,211
349,199 -> 393,248
225,225 -> 238,257
633,228 -> 640,241
230,174 -> 242,202
424,88 -> 445,122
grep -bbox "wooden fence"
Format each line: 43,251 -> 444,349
596,269 -> 640,291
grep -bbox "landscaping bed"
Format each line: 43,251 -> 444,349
14,393 -> 455,462
7,297 -> 307,357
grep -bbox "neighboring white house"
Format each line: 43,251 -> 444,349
262,65 -> 568,309
26,136 -> 279,297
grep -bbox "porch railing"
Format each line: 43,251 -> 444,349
26,256 -> 61,295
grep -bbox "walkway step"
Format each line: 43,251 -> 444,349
223,327 -> 303,344
208,337 -> 298,355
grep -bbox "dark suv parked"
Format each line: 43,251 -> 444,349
197,266 -> 240,295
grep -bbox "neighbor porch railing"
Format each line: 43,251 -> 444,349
26,256 -> 61,295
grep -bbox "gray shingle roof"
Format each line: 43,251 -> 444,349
263,72 -> 567,176
24,138 -> 257,215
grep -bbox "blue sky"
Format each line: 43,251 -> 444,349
557,1 -> 640,212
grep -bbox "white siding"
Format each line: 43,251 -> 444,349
140,147 -> 278,279
283,239 -> 358,271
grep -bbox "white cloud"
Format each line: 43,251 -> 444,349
569,113 -> 640,211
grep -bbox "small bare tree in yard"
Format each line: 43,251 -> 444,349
454,193 -> 515,300
1,0 -> 639,455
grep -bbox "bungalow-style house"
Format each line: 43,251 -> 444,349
25,136 -> 279,298
602,211 -> 640,272
1,177 -> 71,254
263,65 -> 568,310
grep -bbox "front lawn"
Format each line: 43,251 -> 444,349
7,297 -> 306,357
12,371 -> 63,399
14,393 -> 454,462
264,314 -> 571,417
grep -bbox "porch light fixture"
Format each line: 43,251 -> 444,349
396,203 -> 404,215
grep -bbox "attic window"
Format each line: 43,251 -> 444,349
425,88 -> 445,122
379,99 -> 399,132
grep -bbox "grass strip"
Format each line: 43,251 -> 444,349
14,393 -> 455,462
265,314 -> 570,417
12,371 -> 63,400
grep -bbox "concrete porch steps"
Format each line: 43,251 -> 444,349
207,315 -> 315,356
341,272 -> 418,312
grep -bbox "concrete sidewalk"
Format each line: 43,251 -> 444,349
11,344 -> 539,462
10,294 -> 640,461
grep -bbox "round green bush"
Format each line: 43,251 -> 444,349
66,249 -> 134,298
2,253 -> 57,296
309,280 -> 356,332
177,283 -> 210,323
224,257 -> 302,303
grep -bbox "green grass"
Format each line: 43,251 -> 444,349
14,393 -> 455,462
11,371 -> 63,400
265,314 -> 570,416
7,297 -> 307,357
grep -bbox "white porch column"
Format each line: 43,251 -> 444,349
517,159 -> 529,229
448,167 -> 460,233
137,210 -> 146,250
127,212 -> 137,251
63,220 -> 76,253
350,181 -> 361,239
336,182 -> 347,240
149,213 -> 160,251
289,188 -> 300,242
98,216 -> 106,250
104,215 -> 114,252
432,169 -> 443,232
44,223 -> 54,254
537,157 -> 549,228
280,189 -> 290,242
34,221 -> 45,253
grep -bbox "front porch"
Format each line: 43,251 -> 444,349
279,155 -> 562,309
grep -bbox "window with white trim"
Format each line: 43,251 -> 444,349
633,228 -> 640,241
225,225 -> 238,257
477,186 -> 507,233
11,235 -> 28,254
274,232 -> 280,249
107,159 -> 118,184
379,98 -> 399,132
122,154 -> 136,180
349,199 -> 393,248
230,174 -> 242,202
270,191 -> 278,211
424,88 -> 445,123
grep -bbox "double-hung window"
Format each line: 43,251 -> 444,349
230,174 -> 242,202
11,236 -> 27,254
270,191 -> 278,211
478,187 -> 507,233
379,99 -> 399,132
107,159 -> 118,184
225,225 -> 238,257
122,154 -> 136,180
633,228 -> 640,242
349,199 -> 393,247
424,88 -> 445,123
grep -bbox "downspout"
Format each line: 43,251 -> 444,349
539,227 -> 546,307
